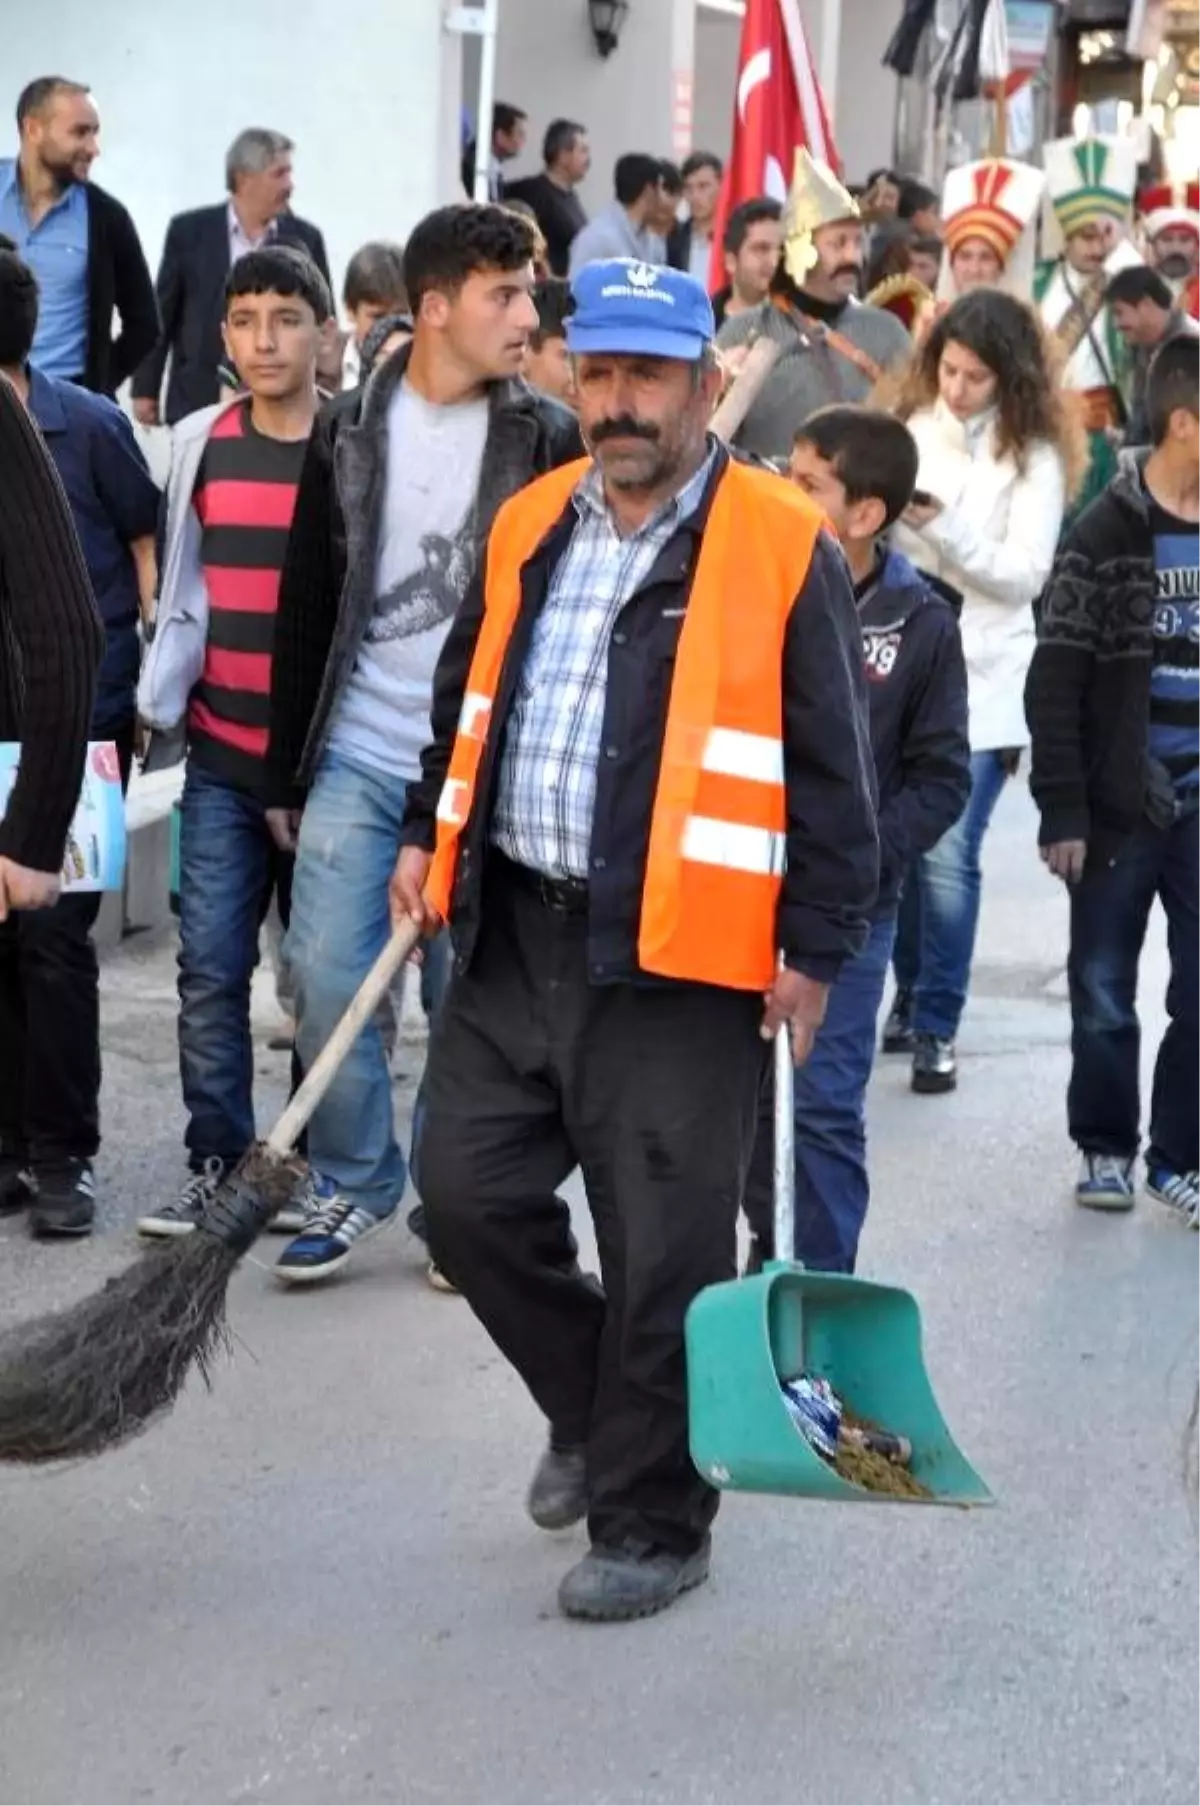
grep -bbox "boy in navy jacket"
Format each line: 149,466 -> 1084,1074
745,405 -> 971,1270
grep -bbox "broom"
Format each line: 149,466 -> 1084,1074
0,917 -> 422,1464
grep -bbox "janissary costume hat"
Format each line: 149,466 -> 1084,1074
781,147 -> 860,288
1138,178 -> 1200,245
1041,134 -> 1138,257
939,157 -> 1045,299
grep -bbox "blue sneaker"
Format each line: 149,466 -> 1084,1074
1146,1167 -> 1199,1231
273,1177 -> 397,1284
1075,1152 -> 1135,1212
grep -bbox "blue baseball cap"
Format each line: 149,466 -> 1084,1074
566,259 -> 715,362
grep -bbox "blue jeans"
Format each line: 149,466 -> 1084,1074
286,752 -> 449,1219
177,763 -> 297,1169
1067,806 -> 1198,1175
744,914 -> 897,1272
904,750 -> 1009,1040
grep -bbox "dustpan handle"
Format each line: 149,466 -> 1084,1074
773,1027 -> 796,1265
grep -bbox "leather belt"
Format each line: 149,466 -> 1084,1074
491,851 -> 589,915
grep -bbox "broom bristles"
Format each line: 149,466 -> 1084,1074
0,1146 -> 293,1464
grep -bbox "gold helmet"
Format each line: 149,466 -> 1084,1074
782,147 -> 860,287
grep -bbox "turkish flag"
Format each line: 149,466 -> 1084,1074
708,0 -> 840,292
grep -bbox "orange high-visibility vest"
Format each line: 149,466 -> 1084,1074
427,454 -> 824,992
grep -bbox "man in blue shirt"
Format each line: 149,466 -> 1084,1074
0,76 -> 156,395
0,236 -> 158,1238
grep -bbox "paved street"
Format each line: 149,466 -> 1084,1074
1,783 -> 1196,1806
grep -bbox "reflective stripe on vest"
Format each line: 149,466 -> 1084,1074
426,453 -> 823,991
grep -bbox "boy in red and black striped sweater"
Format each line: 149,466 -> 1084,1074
137,247 -> 331,1236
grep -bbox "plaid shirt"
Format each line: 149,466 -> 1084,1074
491,446 -> 716,879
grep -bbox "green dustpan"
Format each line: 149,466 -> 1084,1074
686,1030 -> 992,1506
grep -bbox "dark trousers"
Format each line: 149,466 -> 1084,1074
744,913 -> 896,1272
0,725 -> 135,1168
1067,807 -> 1198,1176
177,762 -> 301,1170
417,860 -> 767,1555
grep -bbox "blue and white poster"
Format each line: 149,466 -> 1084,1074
0,742 -> 126,892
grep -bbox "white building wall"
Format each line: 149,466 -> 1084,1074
4,0 -> 459,299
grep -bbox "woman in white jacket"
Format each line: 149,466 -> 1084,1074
886,289 -> 1085,1093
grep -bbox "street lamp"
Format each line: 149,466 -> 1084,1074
587,0 -> 629,58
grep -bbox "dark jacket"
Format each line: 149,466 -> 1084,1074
131,204 -> 330,424
857,547 -> 970,911
81,181 -> 159,396
504,174 -> 587,278
0,377 -> 104,872
399,443 -> 879,987
1025,453 -> 1164,860
666,220 -> 693,272
26,367 -> 159,736
266,344 -> 583,805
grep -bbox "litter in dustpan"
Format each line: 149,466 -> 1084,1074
781,1374 -> 932,1500
685,1030 -> 992,1508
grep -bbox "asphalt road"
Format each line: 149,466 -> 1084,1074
0,783 -> 1196,1806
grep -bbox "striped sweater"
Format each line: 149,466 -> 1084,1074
188,399 -> 307,793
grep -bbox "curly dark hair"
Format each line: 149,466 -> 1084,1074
894,288 -> 1087,500
403,202 -> 536,314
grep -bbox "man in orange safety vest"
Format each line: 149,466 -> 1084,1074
392,258 -> 879,1622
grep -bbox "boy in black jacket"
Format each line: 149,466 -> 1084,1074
1026,335 -> 1198,1228
745,406 -> 970,1270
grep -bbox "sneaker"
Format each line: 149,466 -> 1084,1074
406,1201 -> 428,1242
0,1146 -> 34,1215
1075,1152 -> 1136,1212
1146,1166 -> 1200,1230
266,1157 -> 320,1234
137,1155 -> 229,1239
911,1033 -> 957,1094
29,1159 -> 95,1238
880,987 -> 916,1055
426,1261 -> 459,1294
558,1536 -> 711,1622
273,1187 -> 397,1285
527,1443 -> 588,1530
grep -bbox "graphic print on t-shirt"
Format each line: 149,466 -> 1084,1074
1148,506 -> 1200,794
364,515 -> 476,644
329,380 -> 490,781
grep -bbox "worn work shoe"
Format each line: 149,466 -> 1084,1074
527,1443 -> 588,1530
911,1033 -> 957,1094
137,1155 -> 229,1239
273,1189 -> 396,1284
1075,1152 -> 1136,1213
0,1144 -> 35,1215
29,1159 -> 95,1238
880,987 -> 916,1055
1146,1166 -> 1200,1230
558,1536 -> 712,1622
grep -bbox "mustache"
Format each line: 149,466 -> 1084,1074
831,262 -> 862,280
590,414 -> 660,445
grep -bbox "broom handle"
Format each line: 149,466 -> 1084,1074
265,917 -> 423,1157
710,335 -> 781,444
773,1026 -> 796,1266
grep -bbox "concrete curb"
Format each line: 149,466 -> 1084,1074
97,764 -> 183,953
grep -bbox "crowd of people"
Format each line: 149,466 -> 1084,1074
0,72 -> 1196,1620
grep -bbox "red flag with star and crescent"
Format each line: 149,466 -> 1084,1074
707,0 -> 840,293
